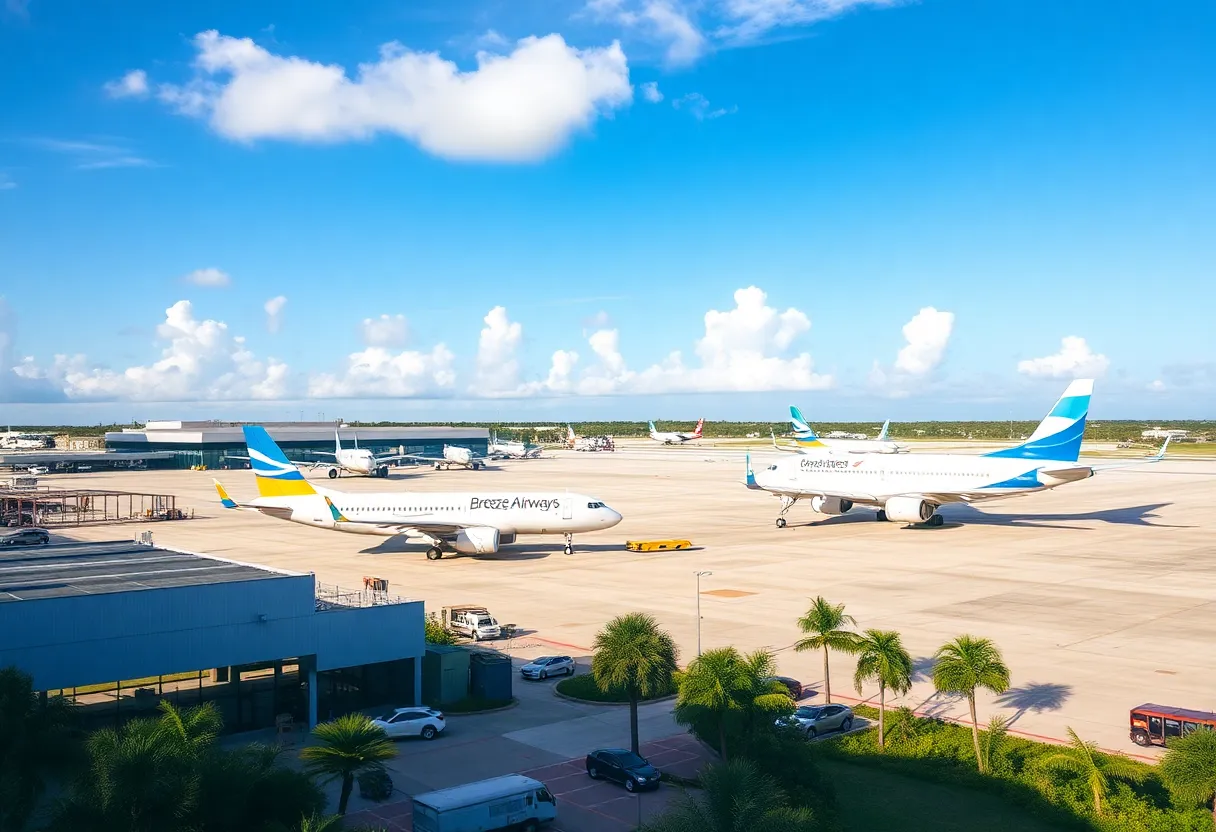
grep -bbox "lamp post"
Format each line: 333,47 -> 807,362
695,570 -> 713,656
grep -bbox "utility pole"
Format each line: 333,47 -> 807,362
695,570 -> 713,656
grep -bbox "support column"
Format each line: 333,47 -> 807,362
307,667 -> 318,729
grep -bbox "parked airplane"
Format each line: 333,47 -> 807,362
746,380 -> 1169,528
649,418 -> 704,445
488,431 -> 542,460
214,426 -> 621,559
564,424 -> 615,452
772,408 -> 905,454
230,431 -> 409,479
409,445 -> 490,470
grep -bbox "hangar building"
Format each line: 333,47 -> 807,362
0,539 -> 425,733
106,420 -> 490,470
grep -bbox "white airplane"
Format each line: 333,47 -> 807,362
649,418 -> 704,445
563,424 -> 615,452
229,431 -> 408,479
747,380 -> 1170,528
215,426 -> 622,560
772,408 -> 906,455
409,445 -> 490,471
21,465 -> 49,475
488,431 -> 542,460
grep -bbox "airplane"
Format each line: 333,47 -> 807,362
746,379 -> 1170,529
214,426 -> 622,560
20,465 -> 48,476
488,430 -> 542,460
772,408 -> 906,454
409,445 -> 491,471
564,424 -> 615,452
649,418 -> 704,445
229,430 -> 409,479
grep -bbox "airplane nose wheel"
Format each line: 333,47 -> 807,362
426,547 -> 443,561
564,533 -> 573,556
776,517 -> 787,528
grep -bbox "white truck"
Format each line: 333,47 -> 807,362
443,605 -> 501,641
411,774 -> 557,832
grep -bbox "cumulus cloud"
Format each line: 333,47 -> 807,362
474,306 -> 523,394
153,30 -> 632,162
17,300 -> 290,402
308,345 -> 456,398
0,298 -> 64,403
894,307 -> 954,375
640,81 -> 664,103
360,313 -> 408,347
183,267 -> 231,287
264,295 -> 287,333
588,0 -> 705,66
672,92 -> 735,120
1017,336 -> 1109,379
104,69 -> 150,99
717,0 -> 901,43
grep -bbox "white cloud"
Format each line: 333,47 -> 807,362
155,30 -> 632,162
360,313 -> 408,347
640,81 -> 664,103
183,267 -> 231,287
894,306 -> 954,376
473,29 -> 510,50
104,69 -> 150,99
36,138 -> 156,170
588,0 -> 706,66
23,300 -> 290,402
717,0 -> 900,42
474,306 -> 523,394
1147,379 -> 1165,392
308,345 -> 456,398
0,174 -> 14,190
672,92 -> 735,120
1017,336 -> 1110,379
264,295 -> 287,333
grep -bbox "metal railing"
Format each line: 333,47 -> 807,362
314,581 -> 413,610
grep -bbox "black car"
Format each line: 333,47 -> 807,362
0,528 -> 50,546
585,748 -> 661,792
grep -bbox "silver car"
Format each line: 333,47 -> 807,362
520,656 -> 575,680
777,703 -> 854,738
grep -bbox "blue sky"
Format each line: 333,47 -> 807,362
1,0 -> 1213,424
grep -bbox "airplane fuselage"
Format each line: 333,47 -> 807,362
794,437 -> 906,455
651,432 -> 697,445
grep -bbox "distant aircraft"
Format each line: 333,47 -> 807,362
747,380 -> 1170,528
230,430 -> 409,479
649,418 -> 704,445
215,426 -> 622,559
562,424 -> 615,452
408,445 -> 490,471
19,465 -> 48,475
772,408 -> 905,455
488,431 -> 542,460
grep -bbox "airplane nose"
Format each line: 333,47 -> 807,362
604,507 -> 623,528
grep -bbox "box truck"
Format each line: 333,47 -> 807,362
411,774 -> 556,832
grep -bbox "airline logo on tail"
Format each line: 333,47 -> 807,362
692,418 -> 704,438
789,406 -> 827,448
243,426 -> 318,498
984,379 -> 1093,462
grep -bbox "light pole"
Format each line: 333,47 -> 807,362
695,570 -> 713,656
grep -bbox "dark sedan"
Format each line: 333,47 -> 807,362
585,748 -> 661,792
0,528 -> 50,546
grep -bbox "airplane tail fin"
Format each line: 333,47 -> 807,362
877,420 -> 890,441
335,430 -> 342,455
984,379 -> 1093,462
214,479 -> 239,509
243,426 -> 317,498
693,418 -> 704,438
790,406 -> 816,437
744,453 -> 760,489
648,421 -> 657,434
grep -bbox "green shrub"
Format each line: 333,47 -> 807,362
424,613 -> 457,645
556,672 -> 675,703
357,769 -> 394,802
431,696 -> 514,714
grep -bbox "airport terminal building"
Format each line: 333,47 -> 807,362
106,420 -> 491,471
0,540 -> 425,733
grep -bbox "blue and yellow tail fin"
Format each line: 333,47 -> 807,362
323,496 -> 348,523
790,406 -> 826,448
243,426 -> 317,498
984,379 -> 1093,462
214,480 -> 239,509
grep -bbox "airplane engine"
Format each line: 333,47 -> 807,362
810,496 -> 854,515
453,527 -> 500,554
883,496 -> 935,523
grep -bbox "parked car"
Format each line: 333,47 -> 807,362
0,528 -> 50,546
412,775 -> 557,832
585,748 -> 661,792
521,656 -> 575,680
776,704 -> 854,738
766,675 -> 803,700
372,707 -> 446,740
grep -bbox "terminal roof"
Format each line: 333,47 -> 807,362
0,540 -> 290,603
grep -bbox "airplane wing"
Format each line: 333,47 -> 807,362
322,497 -> 490,540
370,453 -> 417,465
770,430 -> 801,454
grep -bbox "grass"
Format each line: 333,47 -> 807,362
555,672 -> 676,703
50,670 -> 203,697
821,758 -> 1073,832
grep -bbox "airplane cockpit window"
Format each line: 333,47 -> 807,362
767,465 -> 778,471
587,502 -> 605,508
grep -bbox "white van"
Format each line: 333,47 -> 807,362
412,774 -> 556,832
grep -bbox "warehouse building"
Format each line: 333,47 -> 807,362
106,420 -> 490,470
0,540 -> 425,733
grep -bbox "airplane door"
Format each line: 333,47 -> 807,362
561,495 -> 573,520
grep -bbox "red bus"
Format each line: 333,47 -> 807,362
1129,703 -> 1216,747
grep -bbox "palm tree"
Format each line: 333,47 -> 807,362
674,647 -> 791,761
591,612 -> 679,755
299,813 -> 345,832
0,667 -> 77,832
1034,726 -> 1145,817
641,759 -> 818,832
852,629 -> 913,750
793,596 -> 861,704
931,635 -> 1011,773
300,713 -> 397,815
155,699 -> 221,757
1160,727 -> 1216,826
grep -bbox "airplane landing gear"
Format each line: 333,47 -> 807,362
328,468 -> 338,479
564,533 -> 573,556
776,495 -> 797,528
925,514 -> 945,527
876,510 -> 887,522
426,546 -> 444,561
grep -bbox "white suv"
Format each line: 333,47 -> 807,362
372,707 -> 446,740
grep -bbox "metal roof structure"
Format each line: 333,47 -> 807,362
0,540 -> 291,603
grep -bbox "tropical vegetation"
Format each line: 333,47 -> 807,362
423,612 -> 458,645
641,759 -> 822,832
300,713 -> 397,815
1034,727 -> 1147,817
1160,727 -> 1216,825
851,629 -> 913,750
590,612 -> 679,755
932,634 -> 1012,773
555,671 -> 674,703
0,667 -> 77,832
793,596 -> 860,705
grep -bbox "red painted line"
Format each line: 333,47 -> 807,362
530,635 -> 593,652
